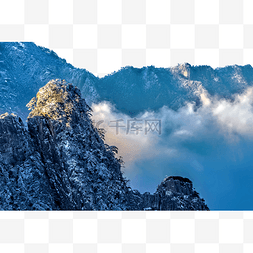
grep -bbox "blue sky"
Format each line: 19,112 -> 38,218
91,87 -> 253,210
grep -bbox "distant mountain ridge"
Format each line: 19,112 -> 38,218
1,42 -> 253,120
0,79 -> 209,210
0,42 -> 99,120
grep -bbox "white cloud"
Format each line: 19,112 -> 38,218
91,86 -> 253,172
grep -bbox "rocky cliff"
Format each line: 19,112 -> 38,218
0,79 -> 209,210
129,176 -> 209,210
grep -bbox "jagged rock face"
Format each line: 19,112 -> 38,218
131,176 -> 209,211
0,113 -> 57,210
27,80 -> 131,210
0,80 -> 209,210
0,113 -> 28,165
153,176 -> 209,210
158,176 -> 193,195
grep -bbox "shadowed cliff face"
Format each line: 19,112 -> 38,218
153,176 -> 208,210
0,80 -> 209,210
0,113 -> 57,210
131,176 -> 209,211
0,113 -> 28,165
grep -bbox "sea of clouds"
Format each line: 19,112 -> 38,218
91,87 -> 253,210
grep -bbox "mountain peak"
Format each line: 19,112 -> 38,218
164,176 -> 193,184
172,62 -> 192,78
159,175 -> 193,195
179,62 -> 191,68
27,79 -> 91,122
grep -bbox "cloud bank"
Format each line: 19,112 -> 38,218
91,87 -> 253,210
